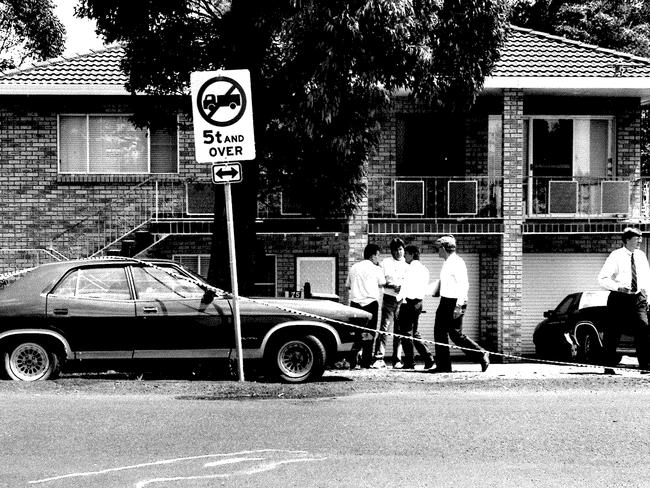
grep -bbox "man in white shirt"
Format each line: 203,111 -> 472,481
346,243 -> 386,368
597,227 -> 650,372
430,235 -> 489,373
372,238 -> 408,369
396,245 -> 435,369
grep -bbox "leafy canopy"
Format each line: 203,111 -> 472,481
0,0 -> 65,71
78,0 -> 509,218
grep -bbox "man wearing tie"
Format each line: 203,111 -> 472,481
598,227 -> 650,372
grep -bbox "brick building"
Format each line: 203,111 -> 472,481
2,26 -> 650,359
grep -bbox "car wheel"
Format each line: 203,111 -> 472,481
576,329 -> 602,365
268,334 -> 326,383
3,341 -> 60,381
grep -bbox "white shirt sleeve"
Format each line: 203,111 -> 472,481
598,252 -> 620,292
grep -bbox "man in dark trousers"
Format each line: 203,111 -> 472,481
430,235 -> 489,373
345,243 -> 386,368
397,245 -> 435,370
598,227 -> 650,373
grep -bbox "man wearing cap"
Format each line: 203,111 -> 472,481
430,235 -> 490,373
598,227 -> 650,372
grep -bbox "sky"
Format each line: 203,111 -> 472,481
54,0 -> 105,56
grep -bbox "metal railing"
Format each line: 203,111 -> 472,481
367,176 -> 503,219
525,176 -> 643,218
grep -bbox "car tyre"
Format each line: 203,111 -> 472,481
3,341 -> 60,381
267,334 -> 326,383
576,328 -> 603,365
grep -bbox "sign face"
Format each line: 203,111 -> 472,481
190,69 -> 255,162
212,162 -> 243,184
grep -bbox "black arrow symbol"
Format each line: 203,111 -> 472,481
216,167 -> 239,179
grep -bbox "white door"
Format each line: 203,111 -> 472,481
522,253 -> 608,355
379,253 -> 480,359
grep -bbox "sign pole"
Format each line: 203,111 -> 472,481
224,182 -> 245,382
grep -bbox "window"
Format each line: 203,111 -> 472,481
52,267 -> 131,300
296,256 -> 337,296
527,117 -> 615,178
131,266 -> 205,299
173,254 -> 211,279
396,113 -> 465,176
59,115 -> 178,174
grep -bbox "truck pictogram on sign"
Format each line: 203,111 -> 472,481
197,77 -> 247,127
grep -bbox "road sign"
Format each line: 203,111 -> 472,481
190,69 -> 256,162
212,162 -> 242,184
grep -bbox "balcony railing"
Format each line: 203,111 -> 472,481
367,176 -> 503,219
525,176 -> 644,218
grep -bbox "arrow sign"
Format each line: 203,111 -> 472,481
212,162 -> 243,184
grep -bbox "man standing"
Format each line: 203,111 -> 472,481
397,245 -> 435,370
346,243 -> 386,368
372,237 -> 408,369
431,235 -> 489,373
597,227 -> 650,372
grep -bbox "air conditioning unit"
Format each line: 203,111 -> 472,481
394,180 -> 424,216
548,180 -> 577,214
448,180 -> 478,216
601,180 -> 629,215
186,182 -> 215,215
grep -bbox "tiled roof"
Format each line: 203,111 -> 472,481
2,26 -> 650,95
0,45 -> 127,94
493,26 -> 650,78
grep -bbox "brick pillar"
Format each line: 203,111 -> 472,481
345,175 -> 369,304
501,89 -> 524,360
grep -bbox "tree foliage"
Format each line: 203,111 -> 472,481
78,0 -> 508,291
509,0 -> 650,57
0,0 -> 65,71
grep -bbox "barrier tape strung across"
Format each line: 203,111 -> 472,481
2,257 -> 648,375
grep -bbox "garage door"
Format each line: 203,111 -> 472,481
379,253 -> 480,360
522,253 -> 608,355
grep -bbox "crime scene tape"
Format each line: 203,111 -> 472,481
2,257 -> 648,375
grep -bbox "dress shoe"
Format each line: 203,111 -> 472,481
424,358 -> 435,370
480,352 -> 490,372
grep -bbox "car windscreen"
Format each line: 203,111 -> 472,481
554,295 -> 576,315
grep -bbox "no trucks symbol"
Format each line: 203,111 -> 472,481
196,76 -> 247,127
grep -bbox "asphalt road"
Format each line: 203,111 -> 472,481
2,366 -> 650,488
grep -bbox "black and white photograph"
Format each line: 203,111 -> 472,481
1,1 -> 650,486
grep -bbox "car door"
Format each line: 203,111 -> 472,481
46,265 -> 137,359
129,264 -> 233,359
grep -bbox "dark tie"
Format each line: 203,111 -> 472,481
631,253 -> 637,293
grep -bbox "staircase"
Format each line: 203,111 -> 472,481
45,178 -> 212,262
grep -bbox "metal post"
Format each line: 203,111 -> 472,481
224,182 -> 245,381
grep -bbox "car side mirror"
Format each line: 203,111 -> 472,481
201,289 -> 215,304
543,310 -> 555,318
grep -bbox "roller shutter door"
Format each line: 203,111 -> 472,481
379,253 -> 480,360
522,253 -> 608,355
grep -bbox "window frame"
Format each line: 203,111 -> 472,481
295,256 -> 337,296
57,113 -> 180,175
525,115 -> 616,178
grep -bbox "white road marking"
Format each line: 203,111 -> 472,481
135,458 -> 327,488
203,456 -> 265,467
28,449 -> 317,484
